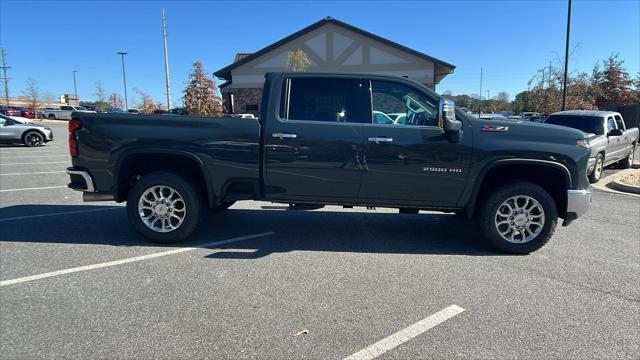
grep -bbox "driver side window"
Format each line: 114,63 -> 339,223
370,80 -> 438,127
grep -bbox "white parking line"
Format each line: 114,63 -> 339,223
0,232 -> 275,286
344,305 -> 465,360
0,161 -> 69,165
0,171 -> 67,176
0,154 -> 68,158
0,185 -> 68,192
0,207 -> 121,222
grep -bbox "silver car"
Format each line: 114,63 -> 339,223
0,114 -> 54,147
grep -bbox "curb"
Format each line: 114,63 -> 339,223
608,179 -> 640,194
592,168 -> 640,197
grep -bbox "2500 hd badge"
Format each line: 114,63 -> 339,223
423,167 -> 463,173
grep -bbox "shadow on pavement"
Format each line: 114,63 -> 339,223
0,204 -> 499,257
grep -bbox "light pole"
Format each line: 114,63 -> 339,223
117,51 -> 128,110
72,70 -> 78,103
561,0 -> 572,111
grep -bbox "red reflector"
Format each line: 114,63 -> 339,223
68,118 -> 81,157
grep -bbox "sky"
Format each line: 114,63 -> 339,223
0,0 -> 638,107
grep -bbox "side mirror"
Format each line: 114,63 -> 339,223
439,98 -> 462,142
608,128 -> 623,137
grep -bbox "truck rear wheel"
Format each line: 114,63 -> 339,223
618,145 -> 635,169
126,171 -> 204,243
479,181 -> 557,254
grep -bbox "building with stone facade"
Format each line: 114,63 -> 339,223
214,17 -> 455,116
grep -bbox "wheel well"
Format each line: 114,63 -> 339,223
116,153 -> 209,204
474,164 -> 568,218
22,129 -> 45,140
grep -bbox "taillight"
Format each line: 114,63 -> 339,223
68,118 -> 81,157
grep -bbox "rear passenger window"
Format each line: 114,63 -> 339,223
279,78 -> 361,122
614,115 -> 625,130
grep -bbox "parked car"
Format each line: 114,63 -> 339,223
42,105 -> 96,120
127,109 -> 141,114
0,114 -> 54,146
17,107 -> 35,118
0,106 -> 21,117
519,112 -> 540,121
66,72 -> 592,254
545,110 -> 638,183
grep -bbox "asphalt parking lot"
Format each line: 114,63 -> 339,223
1,121 -> 639,359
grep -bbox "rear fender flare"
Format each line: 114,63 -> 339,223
113,149 -> 216,206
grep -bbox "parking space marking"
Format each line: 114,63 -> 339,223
0,207 -> 121,222
0,171 -> 67,176
0,185 -> 68,192
0,154 -> 68,159
343,305 -> 465,360
0,232 -> 275,287
0,161 -> 69,165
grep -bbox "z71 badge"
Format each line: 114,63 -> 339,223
423,167 -> 463,173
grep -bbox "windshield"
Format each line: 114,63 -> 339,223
76,106 -> 88,111
545,115 -> 605,135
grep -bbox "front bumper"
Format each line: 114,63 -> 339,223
564,188 -> 592,225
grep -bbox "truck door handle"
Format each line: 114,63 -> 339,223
368,137 -> 393,143
272,133 -> 297,139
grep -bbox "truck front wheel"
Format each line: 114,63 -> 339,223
479,181 -> 557,254
126,171 -> 204,243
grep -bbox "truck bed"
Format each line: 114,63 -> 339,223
71,113 -> 261,198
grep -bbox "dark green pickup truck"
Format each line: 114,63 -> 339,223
67,72 -> 592,253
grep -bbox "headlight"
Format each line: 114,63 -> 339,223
576,139 -> 590,148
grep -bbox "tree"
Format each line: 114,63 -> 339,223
495,91 -> 509,103
512,91 -> 529,113
108,93 -> 124,109
134,87 -> 155,114
285,49 -> 310,72
594,54 -> 636,108
183,61 -> 223,116
94,81 -> 107,112
22,77 -> 39,120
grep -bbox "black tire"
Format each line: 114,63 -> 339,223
126,171 -> 205,243
588,153 -> 604,183
23,131 -> 44,147
48,114 -> 56,119
618,145 -> 635,169
479,181 -> 558,254
210,200 -> 235,212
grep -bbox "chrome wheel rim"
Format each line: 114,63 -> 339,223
495,195 -> 545,244
138,185 -> 186,233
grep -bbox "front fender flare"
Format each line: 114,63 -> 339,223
464,158 -> 572,216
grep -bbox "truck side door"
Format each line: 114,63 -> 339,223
359,79 -> 472,207
605,116 -> 624,162
263,77 -> 367,201
614,114 -> 631,152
